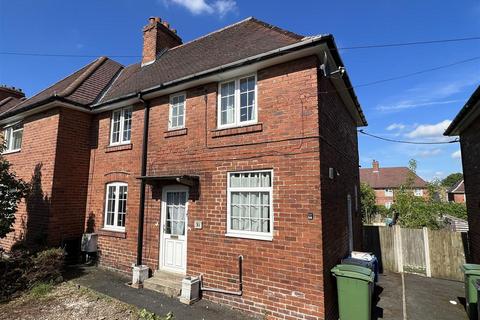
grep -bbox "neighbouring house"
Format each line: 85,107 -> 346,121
360,160 -> 428,208
447,179 -> 466,203
0,17 -> 367,320
445,85 -> 480,264
0,85 -> 25,115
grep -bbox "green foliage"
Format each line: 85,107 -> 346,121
360,183 -> 377,223
29,282 -> 54,298
139,309 -> 174,320
0,247 -> 64,301
375,205 -> 393,218
0,143 -> 29,239
441,172 -> 463,188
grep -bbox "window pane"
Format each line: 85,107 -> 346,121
220,82 -> 235,125
12,129 -> 22,150
122,108 -> 132,142
106,186 -> 116,226
117,185 -> 127,227
111,111 -> 121,143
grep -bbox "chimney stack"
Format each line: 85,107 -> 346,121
142,17 -> 182,66
372,160 -> 380,173
0,85 -> 25,101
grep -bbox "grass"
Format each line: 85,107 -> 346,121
28,282 -> 54,298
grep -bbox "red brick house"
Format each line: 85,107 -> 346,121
0,17 -> 367,320
447,179 -> 466,203
445,85 -> 480,264
360,160 -> 428,208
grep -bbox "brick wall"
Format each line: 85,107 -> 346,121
460,119 -> 480,263
317,76 -> 362,320
0,107 -> 94,251
0,109 -> 60,249
84,105 -> 144,271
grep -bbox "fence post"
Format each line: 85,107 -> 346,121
394,225 -> 403,273
423,227 -> 432,277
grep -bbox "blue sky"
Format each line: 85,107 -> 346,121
1,0 -> 479,181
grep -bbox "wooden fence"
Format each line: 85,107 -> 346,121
363,225 -> 469,281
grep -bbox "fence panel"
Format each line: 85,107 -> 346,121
401,228 -> 426,275
363,225 -> 468,281
428,229 -> 466,281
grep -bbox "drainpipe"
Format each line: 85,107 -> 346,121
200,255 -> 243,296
136,92 -> 150,266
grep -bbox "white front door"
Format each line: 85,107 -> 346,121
160,186 -> 188,274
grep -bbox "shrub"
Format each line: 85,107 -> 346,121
0,247 -> 64,301
139,309 -> 174,320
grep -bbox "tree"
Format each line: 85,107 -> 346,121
0,144 -> 29,239
441,173 -> 463,188
360,182 -> 376,223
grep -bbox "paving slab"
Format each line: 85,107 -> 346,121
67,265 -> 256,320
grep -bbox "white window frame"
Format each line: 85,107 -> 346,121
103,182 -> 128,232
226,169 -> 273,241
217,74 -> 258,129
414,189 -> 423,197
168,92 -> 186,130
385,189 -> 394,197
3,122 -> 23,153
109,106 -> 132,146
385,201 -> 392,209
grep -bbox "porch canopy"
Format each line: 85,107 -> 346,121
136,175 -> 199,187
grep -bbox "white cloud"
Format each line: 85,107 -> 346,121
413,148 -> 442,158
377,99 -> 461,112
376,77 -> 479,113
386,123 -> 406,131
451,150 -> 462,159
405,120 -> 452,139
165,0 -> 237,16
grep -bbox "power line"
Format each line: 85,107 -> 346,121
0,36 -> 479,58
338,36 -> 480,50
358,129 -> 459,145
320,55 -> 480,93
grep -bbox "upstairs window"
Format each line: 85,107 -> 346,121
385,189 -> 394,197
169,93 -> 186,130
414,189 -> 423,197
227,170 -> 273,241
218,75 -> 257,128
110,107 -> 132,145
3,123 -> 23,153
104,182 -> 128,231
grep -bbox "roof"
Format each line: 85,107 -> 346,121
0,57 -> 123,119
445,85 -> 480,135
0,17 -> 367,126
448,179 -> 465,193
0,96 -> 24,115
360,167 -> 427,189
99,17 -> 304,104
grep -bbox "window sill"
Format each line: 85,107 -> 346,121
164,128 -> 187,138
98,229 -> 126,238
225,232 -> 273,241
212,123 -> 263,138
105,143 -> 133,153
2,149 -> 21,155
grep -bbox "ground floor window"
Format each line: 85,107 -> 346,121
104,182 -> 128,231
227,170 -> 273,240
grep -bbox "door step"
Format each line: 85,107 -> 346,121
143,270 -> 184,298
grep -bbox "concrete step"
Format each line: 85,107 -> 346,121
143,270 -> 184,298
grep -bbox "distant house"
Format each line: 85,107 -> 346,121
447,179 -> 466,203
360,160 -> 428,208
445,85 -> 480,264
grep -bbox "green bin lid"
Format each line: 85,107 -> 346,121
461,264 -> 480,275
331,264 -> 374,282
